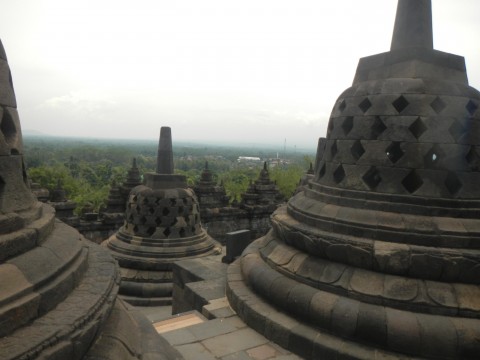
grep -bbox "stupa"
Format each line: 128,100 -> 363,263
193,161 -> 230,209
119,157 -> 143,210
104,127 -> 221,306
0,39 -> 178,360
227,1 -> 480,359
49,179 -> 77,221
241,162 -> 284,207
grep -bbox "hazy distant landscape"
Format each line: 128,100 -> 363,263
23,135 -> 315,213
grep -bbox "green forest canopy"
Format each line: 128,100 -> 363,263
24,136 -> 315,214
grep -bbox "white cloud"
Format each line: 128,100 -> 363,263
42,91 -> 117,117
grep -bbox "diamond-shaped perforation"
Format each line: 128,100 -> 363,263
330,141 -> 338,159
386,142 -> 404,163
445,172 -> 462,196
449,120 -> 467,142
162,207 -> 170,216
319,163 -> 326,179
466,146 -> 480,170
327,119 -> 334,136
371,116 -> 387,139
402,170 -> 423,194
359,98 -> 372,113
409,117 -> 427,140
1,109 -> 17,148
333,165 -> 346,184
424,145 -> 444,168
350,140 -> 365,161
341,117 -> 354,136
339,99 -> 346,113
392,95 -> 409,113
430,97 -> 447,114
466,100 -> 478,116
163,228 -> 171,237
362,166 -> 381,190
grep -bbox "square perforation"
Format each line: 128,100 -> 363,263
392,95 -> 409,113
333,165 -> 346,184
362,166 -> 382,190
445,172 -> 462,196
466,100 -> 478,116
386,142 -> 404,164
449,120 -> 467,142
430,97 -> 447,114
350,140 -> 365,161
318,163 -> 326,179
466,146 -> 480,170
371,116 -> 387,139
327,119 -> 334,136
409,117 -> 427,140
330,141 -> 338,159
401,170 -> 423,194
359,98 -> 372,114
341,116 -> 354,136
424,145 -> 444,169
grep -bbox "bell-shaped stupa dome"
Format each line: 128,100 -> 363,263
105,127 -> 221,305
227,1 -> 480,359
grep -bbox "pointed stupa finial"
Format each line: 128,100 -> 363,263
263,162 -> 267,171
0,39 -> 7,61
132,157 -> 137,169
156,127 -> 174,175
391,0 -> 433,50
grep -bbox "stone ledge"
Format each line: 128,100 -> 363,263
0,240 -> 119,360
229,239 -> 480,359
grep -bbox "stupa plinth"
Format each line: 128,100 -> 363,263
104,127 -> 221,306
227,1 -> 480,358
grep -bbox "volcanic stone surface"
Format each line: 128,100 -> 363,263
0,39 -> 180,360
227,1 -> 480,359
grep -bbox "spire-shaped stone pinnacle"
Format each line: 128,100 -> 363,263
263,162 -> 267,171
0,39 -> 7,61
156,127 -> 174,175
391,0 -> 433,50
132,157 -> 137,169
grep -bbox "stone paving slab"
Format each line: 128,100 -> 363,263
159,304 -> 300,359
153,255 -> 300,359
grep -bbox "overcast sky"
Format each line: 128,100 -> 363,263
1,0 -> 479,149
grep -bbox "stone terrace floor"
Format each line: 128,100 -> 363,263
137,301 -> 299,360
135,251 -> 300,360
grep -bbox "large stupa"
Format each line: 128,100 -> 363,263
227,1 -> 480,359
104,127 -> 221,306
0,40 -> 179,360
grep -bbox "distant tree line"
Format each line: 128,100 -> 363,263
24,136 -> 314,214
